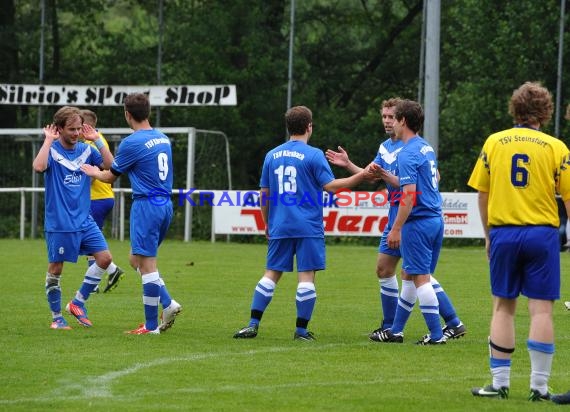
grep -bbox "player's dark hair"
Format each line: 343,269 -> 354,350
509,82 -> 553,127
124,93 -> 151,122
285,106 -> 312,136
53,106 -> 82,129
394,99 -> 424,133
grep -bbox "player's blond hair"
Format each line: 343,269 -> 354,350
53,106 -> 82,129
380,97 -> 402,112
80,109 -> 97,127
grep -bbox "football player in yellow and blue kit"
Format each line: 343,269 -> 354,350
80,110 -> 124,293
469,82 -> 570,402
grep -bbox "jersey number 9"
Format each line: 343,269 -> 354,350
158,153 -> 169,181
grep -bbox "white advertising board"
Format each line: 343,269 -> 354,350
0,84 -> 237,106
209,190 -> 484,238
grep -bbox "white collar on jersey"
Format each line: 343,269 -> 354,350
50,145 -> 93,171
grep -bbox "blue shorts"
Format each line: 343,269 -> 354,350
400,216 -> 443,275
378,221 -> 401,257
266,237 -> 325,272
489,226 -> 560,300
46,219 -> 108,263
130,199 -> 173,257
90,198 -> 115,229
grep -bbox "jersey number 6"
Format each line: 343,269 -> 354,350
511,153 -> 529,188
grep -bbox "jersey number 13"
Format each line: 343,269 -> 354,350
274,165 -> 297,194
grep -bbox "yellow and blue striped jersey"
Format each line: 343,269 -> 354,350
468,126 -> 570,227
87,133 -> 114,200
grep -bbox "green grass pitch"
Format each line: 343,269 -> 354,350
1,239 -> 570,411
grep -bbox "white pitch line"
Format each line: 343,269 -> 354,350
1,342 -> 362,405
4,341 -> 569,405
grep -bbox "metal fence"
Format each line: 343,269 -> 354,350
0,127 -> 232,241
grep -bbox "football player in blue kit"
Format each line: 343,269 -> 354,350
326,98 -> 465,343
82,93 -> 181,334
234,105 -> 374,340
33,106 -> 114,329
369,99 -> 448,345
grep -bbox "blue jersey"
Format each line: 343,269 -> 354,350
398,136 -> 442,218
373,137 -> 404,223
43,140 -> 103,232
260,140 -> 335,239
112,129 -> 173,198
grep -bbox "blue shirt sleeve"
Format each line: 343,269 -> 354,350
313,151 -> 335,187
398,149 -> 419,187
112,139 -> 135,174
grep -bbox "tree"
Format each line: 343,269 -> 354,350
1,0 -> 569,194
0,0 -> 19,128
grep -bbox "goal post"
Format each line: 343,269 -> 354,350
0,127 -> 232,241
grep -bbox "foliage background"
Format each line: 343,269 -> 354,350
1,1 -> 569,231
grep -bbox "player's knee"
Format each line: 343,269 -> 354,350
376,266 -> 393,278
128,255 -> 138,271
95,252 -> 112,270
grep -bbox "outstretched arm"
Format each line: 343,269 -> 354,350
81,164 -> 118,184
325,146 -> 363,175
323,166 -> 378,193
368,163 -> 399,187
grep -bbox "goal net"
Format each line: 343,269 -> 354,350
0,127 -> 232,241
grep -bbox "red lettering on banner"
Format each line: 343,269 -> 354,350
238,208 -> 390,235
338,216 -> 362,232
371,191 -> 388,206
240,209 -> 265,230
335,190 -> 352,207
324,211 -> 388,234
443,213 -> 468,224
323,211 -> 338,231
378,216 -> 389,232
361,216 -> 379,232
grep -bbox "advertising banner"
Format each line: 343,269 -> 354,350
210,190 -> 484,238
0,84 -> 237,106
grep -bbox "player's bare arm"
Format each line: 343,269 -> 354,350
323,167 -> 377,193
81,163 -> 117,184
82,124 -> 114,169
367,163 -> 398,187
260,187 -> 270,239
325,146 -> 363,175
376,167 -> 399,187
386,183 -> 416,249
477,190 -> 490,259
32,125 -> 59,173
